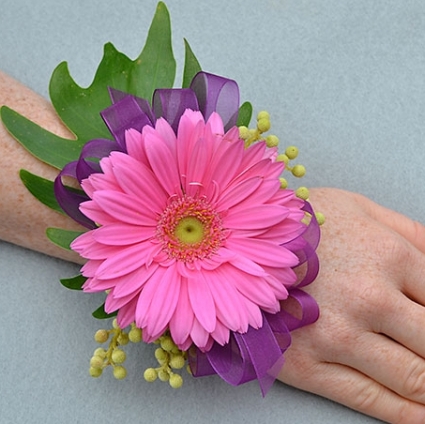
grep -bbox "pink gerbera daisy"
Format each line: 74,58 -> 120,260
71,109 -> 306,352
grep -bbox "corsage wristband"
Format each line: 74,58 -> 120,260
1,2 -> 322,395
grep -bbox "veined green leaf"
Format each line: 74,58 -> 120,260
127,1 -> 176,98
49,57 -> 119,142
49,2 -> 175,146
60,274 -> 86,291
0,106 -> 84,169
19,169 -> 64,213
237,101 -> 253,127
92,303 -> 117,320
46,227 -> 84,250
182,38 -> 202,88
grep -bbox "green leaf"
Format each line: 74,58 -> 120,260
46,227 -> 84,250
19,169 -> 64,213
182,38 -> 202,88
127,1 -> 176,99
49,2 -> 175,147
49,58 -> 118,142
60,274 -> 86,291
92,303 -> 117,320
237,101 -> 253,127
0,106 -> 84,169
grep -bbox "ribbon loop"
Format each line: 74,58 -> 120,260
190,71 -> 239,131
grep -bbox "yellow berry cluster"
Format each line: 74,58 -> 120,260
277,147 -> 325,225
89,320 -> 142,379
276,145 -> 306,190
239,111 -> 324,226
239,111 -> 279,148
143,333 -> 190,389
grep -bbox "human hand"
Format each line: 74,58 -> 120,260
278,188 -> 425,423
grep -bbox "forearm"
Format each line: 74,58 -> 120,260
0,71 -> 84,263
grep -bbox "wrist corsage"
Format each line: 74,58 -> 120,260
1,2 -> 323,395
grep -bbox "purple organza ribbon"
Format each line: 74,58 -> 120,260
190,202 -> 320,395
54,139 -> 121,228
189,72 -> 239,131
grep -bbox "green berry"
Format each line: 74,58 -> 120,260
154,348 -> 167,361
238,126 -> 249,139
93,348 -> 106,358
117,333 -> 129,345
257,111 -> 270,120
295,186 -> 310,200
128,327 -> 142,343
90,355 -> 104,369
285,146 -> 299,160
169,355 -> 185,370
265,135 -> 279,147
279,177 -> 288,189
94,329 -> 109,343
89,367 -> 103,378
276,154 -> 289,165
315,212 -> 325,225
169,373 -> 183,389
257,118 -> 271,133
144,368 -> 158,382
160,336 -> 175,352
113,366 -> 127,380
158,369 -> 170,382
247,128 -> 258,143
292,164 -> 306,178
111,348 -> 126,364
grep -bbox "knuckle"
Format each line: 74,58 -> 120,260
355,284 -> 393,320
372,231 -> 411,275
376,233 -> 405,261
401,359 -> 425,400
349,380 -> 384,413
411,219 -> 425,251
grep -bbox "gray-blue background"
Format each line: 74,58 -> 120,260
2,1 -> 425,422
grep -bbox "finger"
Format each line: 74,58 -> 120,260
376,292 -> 425,359
333,329 -> 425,406
279,360 -> 425,424
357,194 -> 425,254
399,246 -> 425,307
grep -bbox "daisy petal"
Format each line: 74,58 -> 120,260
92,223 -> 154,245
170,277 -> 194,346
93,190 -> 157,226
190,317 -> 211,351
226,237 -> 299,268
125,128 -> 148,165
211,319 -> 230,346
204,267 -> 243,331
136,266 -> 167,329
216,176 -> 262,211
117,296 -> 138,328
96,242 -> 157,279
144,128 -> 180,196
225,205 -> 289,230
145,265 -> 181,337
188,272 -> 217,333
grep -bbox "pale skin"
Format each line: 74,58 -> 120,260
2,71 -> 425,424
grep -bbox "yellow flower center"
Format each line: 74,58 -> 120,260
174,216 -> 204,245
156,195 -> 226,262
